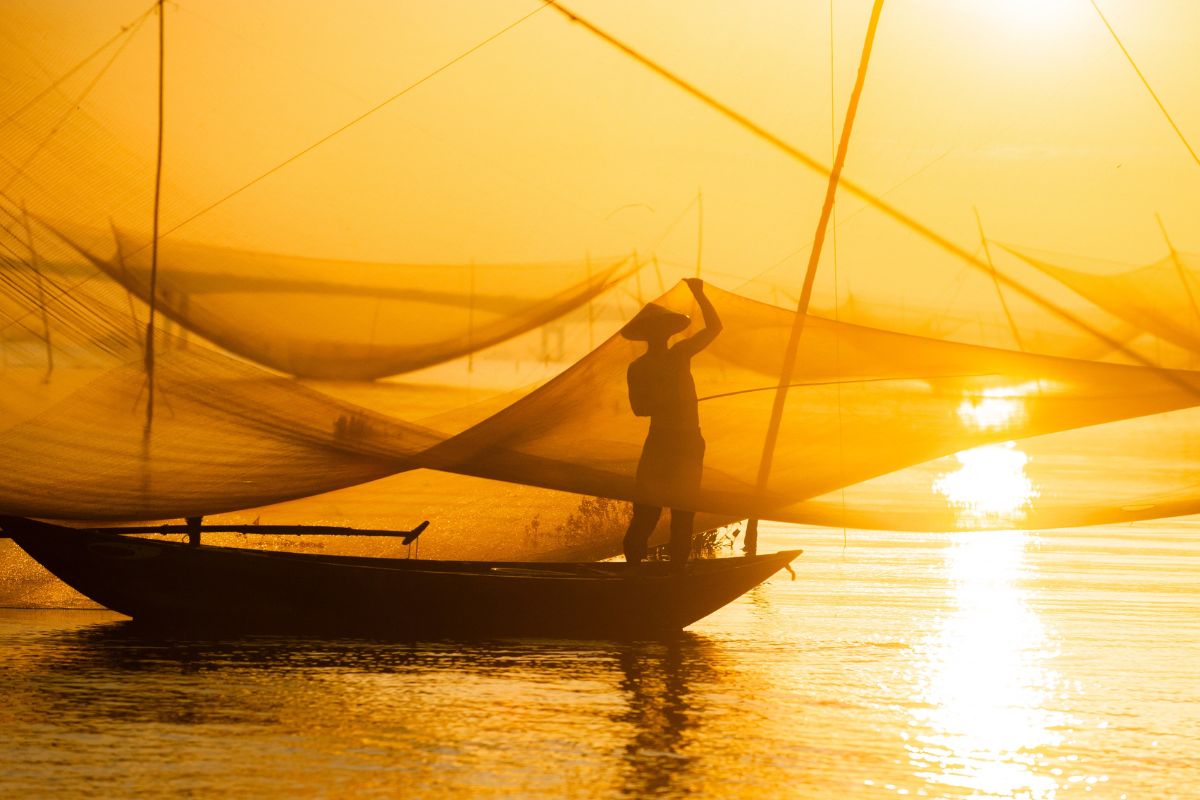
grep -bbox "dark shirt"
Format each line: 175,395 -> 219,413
627,344 -> 700,432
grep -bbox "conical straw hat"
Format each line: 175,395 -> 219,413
620,303 -> 690,340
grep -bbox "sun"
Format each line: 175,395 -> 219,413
1008,0 -> 1065,25
977,0 -> 1074,35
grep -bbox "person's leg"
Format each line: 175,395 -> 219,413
623,504 -> 662,563
668,509 -> 695,569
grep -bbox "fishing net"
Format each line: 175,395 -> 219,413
424,283 -> 1200,528
5,274 -> 1200,544
4,0 -> 1200,582
41,220 -> 635,380
1014,247 -> 1200,367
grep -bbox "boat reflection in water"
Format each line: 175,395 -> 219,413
1,506 -> 1188,799
613,638 -> 711,798
916,435 -> 1075,798
4,615 -> 721,797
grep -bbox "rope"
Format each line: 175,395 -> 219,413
829,0 -> 849,548
1,12 -> 151,194
744,0 -> 887,554
1089,0 -> 1199,168
736,146 -> 954,292
144,0 -> 165,438
0,7 -> 156,351
697,372 -> 996,403
0,3 -> 158,132
543,0 -> 1200,398
4,7 -> 551,374
151,4 -> 548,245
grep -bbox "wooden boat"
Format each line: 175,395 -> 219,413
0,516 -> 799,638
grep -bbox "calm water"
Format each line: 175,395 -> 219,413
1,524 -> 1197,799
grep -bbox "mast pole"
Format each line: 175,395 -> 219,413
1088,0 -> 1200,169
545,0 -> 1200,396
143,0 -> 165,440
745,0 -> 886,554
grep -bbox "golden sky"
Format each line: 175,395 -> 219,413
2,0 -> 1198,328
5,0 -> 1200,539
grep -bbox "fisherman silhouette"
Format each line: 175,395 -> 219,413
620,278 -> 722,568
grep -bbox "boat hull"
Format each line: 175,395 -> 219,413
1,517 -> 799,638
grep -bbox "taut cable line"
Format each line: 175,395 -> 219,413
0,6 -> 550,338
1089,0 -> 1200,169
541,0 -> 1200,399
144,0 -> 165,440
737,146 -> 954,293
0,3 -> 158,133
147,4 -> 548,247
829,0 -> 850,548
743,0 -> 886,555
1,11 -> 151,195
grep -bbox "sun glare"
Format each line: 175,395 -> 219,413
982,0 -> 1073,33
956,383 -> 1043,433
934,442 -> 1039,528
909,530 -> 1070,798
957,395 -> 1022,432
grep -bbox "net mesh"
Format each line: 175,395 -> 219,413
1016,247 -> 1200,366
4,279 -> 1200,549
3,1 -> 1200,584
40,220 -> 634,380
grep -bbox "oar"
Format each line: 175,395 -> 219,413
75,520 -> 430,545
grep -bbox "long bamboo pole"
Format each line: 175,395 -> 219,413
542,0 -> 1188,389
744,0 -> 887,554
143,0 -> 165,441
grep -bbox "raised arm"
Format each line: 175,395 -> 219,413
675,278 -> 723,356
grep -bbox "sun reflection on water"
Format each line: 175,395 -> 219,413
909,531 -> 1071,798
918,392 -> 1079,797
934,442 -> 1039,528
